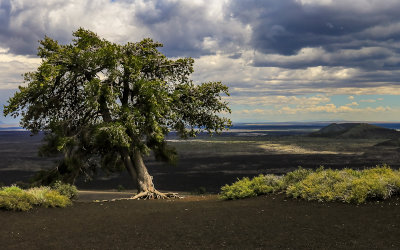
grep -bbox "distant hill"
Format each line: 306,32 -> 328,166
310,123 -> 400,139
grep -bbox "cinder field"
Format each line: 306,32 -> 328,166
1,131 -> 399,193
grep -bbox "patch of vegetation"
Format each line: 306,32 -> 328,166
0,185 -> 73,211
220,165 -> 400,204
52,181 -> 78,199
220,175 -> 282,200
281,167 -> 312,189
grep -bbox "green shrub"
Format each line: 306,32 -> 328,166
42,190 -> 71,208
220,165 -> 400,204
27,186 -> 52,205
52,181 -> 78,199
0,185 -> 72,211
220,175 -> 282,200
0,186 -> 36,211
286,165 -> 400,204
1,185 -> 24,193
281,167 -> 312,189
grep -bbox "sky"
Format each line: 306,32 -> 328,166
0,0 -> 400,124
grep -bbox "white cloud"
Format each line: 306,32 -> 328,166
346,102 -> 359,106
234,104 -> 392,116
0,48 -> 40,89
360,99 -> 377,103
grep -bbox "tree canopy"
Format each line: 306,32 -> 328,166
4,28 -> 231,199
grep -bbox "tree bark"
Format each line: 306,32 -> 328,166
120,147 -> 156,193
132,149 -> 156,193
119,147 -> 178,199
120,148 -> 139,191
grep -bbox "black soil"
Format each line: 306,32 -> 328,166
1,195 -> 400,249
1,131 -> 400,249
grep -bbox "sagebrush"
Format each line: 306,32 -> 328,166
0,184 -> 73,211
220,165 -> 400,204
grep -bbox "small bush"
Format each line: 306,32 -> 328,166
27,186 -> 52,205
42,190 -> 71,208
52,181 -> 78,199
1,185 -> 24,193
220,175 -> 282,200
0,186 -> 36,211
0,185 -> 72,211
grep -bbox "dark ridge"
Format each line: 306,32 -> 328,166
310,123 -> 400,139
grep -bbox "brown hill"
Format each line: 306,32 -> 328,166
310,123 -> 400,139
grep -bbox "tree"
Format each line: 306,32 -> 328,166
4,29 -> 231,199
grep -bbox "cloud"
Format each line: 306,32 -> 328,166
346,102 -> 359,106
0,47 -> 41,89
228,0 -> 400,69
227,94 -> 330,106
1,0 -> 400,123
0,0 -> 249,57
235,104 -> 391,116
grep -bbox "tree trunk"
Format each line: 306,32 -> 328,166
132,149 -> 156,193
119,148 -> 178,199
120,148 -> 139,191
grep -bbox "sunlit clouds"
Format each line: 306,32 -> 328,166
0,0 -> 399,122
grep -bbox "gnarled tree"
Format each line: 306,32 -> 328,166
4,29 -> 231,199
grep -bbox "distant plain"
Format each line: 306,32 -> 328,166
1,123 -> 400,193
2,123 -> 400,249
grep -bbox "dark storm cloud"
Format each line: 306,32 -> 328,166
133,0 -> 245,58
2,0 -> 400,70
228,0 -> 400,69
0,1 -> 38,55
134,0 -> 215,57
0,1 -> 73,56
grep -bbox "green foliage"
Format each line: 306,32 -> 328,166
52,181 -> 78,199
1,185 -> 24,193
220,165 -> 400,204
285,165 -> 400,204
41,190 -> 71,208
4,28 -> 231,185
220,175 -> 283,200
0,185 -> 72,211
0,185 -> 36,211
281,167 -> 313,189
26,186 -> 52,205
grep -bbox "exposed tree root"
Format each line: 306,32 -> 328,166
94,190 -> 183,202
131,190 -> 171,200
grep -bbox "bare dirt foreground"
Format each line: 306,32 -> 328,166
1,194 -> 400,250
